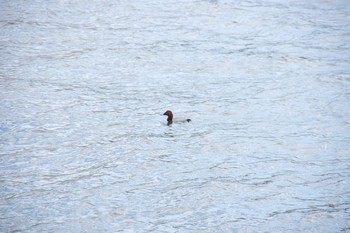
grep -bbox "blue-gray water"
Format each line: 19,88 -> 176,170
1,0 -> 350,232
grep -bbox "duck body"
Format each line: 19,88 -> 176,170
163,110 -> 191,125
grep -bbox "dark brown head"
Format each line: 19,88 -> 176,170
163,110 -> 173,124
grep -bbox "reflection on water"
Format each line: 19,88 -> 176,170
1,0 -> 350,232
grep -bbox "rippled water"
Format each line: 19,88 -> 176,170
1,0 -> 350,232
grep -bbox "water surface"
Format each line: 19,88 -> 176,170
1,0 -> 350,232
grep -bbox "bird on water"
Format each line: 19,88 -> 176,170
163,110 -> 191,126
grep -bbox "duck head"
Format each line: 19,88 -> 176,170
163,110 -> 173,125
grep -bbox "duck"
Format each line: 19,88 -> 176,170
163,110 -> 191,126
